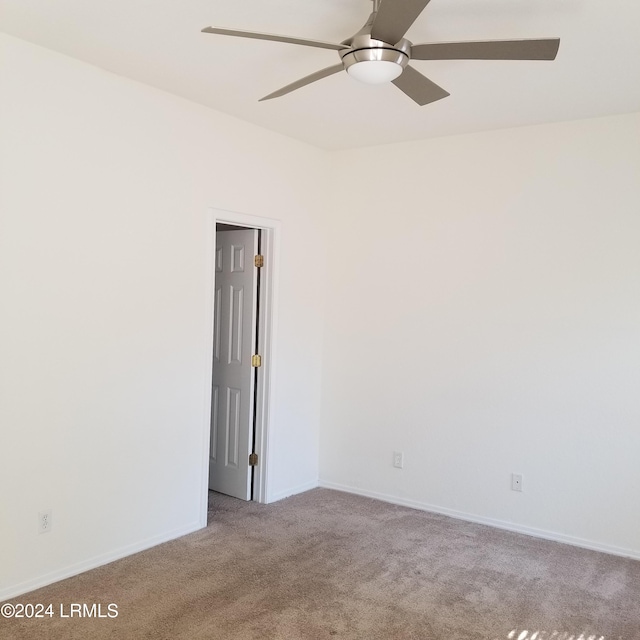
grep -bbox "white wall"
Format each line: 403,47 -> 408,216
0,33 -> 328,599
320,113 -> 640,557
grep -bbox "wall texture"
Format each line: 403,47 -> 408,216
0,33 -> 328,599
320,113 -> 640,558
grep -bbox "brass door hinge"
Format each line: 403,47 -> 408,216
251,354 -> 262,368
249,452 -> 258,466
254,254 -> 264,268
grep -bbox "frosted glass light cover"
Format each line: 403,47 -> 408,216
346,60 -> 403,84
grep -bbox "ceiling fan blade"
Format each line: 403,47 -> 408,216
411,38 -> 560,61
392,65 -> 449,106
259,64 -> 344,101
201,27 -> 348,51
371,0 -> 432,45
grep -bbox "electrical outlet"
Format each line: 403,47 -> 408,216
511,473 -> 523,492
38,509 -> 52,534
393,451 -> 404,469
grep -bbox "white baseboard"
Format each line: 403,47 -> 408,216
268,479 -> 319,504
0,521 -> 203,603
318,480 -> 640,562
5,481 -> 636,602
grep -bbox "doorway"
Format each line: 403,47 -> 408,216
209,224 -> 259,501
202,208 -> 279,511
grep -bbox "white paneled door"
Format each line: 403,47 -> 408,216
209,229 -> 259,500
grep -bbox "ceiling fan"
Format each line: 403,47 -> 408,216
202,0 -> 560,106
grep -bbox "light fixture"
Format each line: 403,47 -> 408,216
341,43 -> 410,85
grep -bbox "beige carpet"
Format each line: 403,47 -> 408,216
2,488 -> 639,639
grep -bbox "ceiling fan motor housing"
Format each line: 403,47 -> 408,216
340,35 -> 411,83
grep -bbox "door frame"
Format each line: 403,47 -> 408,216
200,207 -> 280,519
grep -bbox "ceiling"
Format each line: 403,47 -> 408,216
2,0 -> 639,150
